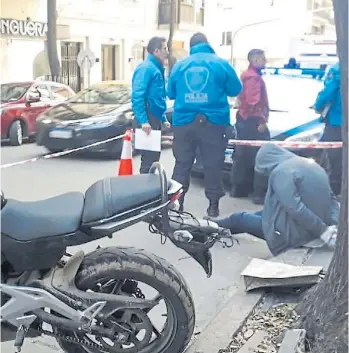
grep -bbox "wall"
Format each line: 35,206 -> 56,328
0,0 -> 46,22
57,0 -> 159,85
0,0 -> 49,82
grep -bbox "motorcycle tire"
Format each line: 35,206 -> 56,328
56,246 -> 195,353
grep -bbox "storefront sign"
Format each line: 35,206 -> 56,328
0,18 -> 48,37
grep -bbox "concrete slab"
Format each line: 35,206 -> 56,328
304,248 -> 334,272
278,329 -> 306,353
236,330 -> 268,353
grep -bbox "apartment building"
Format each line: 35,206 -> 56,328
0,0 -> 206,88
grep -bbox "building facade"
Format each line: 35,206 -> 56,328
0,0 -> 70,83
206,0 -> 336,73
1,0 -> 206,89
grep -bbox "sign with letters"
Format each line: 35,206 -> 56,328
0,18 -> 48,37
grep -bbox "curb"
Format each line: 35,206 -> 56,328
185,248 -> 311,353
279,329 -> 306,353
185,289 -> 264,353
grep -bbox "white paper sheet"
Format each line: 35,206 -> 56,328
135,129 -> 161,152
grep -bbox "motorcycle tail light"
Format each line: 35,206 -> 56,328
170,190 -> 183,204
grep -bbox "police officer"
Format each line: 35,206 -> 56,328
314,62 -> 343,196
167,33 -> 242,217
131,36 -> 171,174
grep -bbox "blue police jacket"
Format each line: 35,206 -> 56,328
167,43 -> 242,126
314,62 -> 342,127
131,54 -> 167,125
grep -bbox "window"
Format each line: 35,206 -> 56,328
51,85 -> 74,100
0,83 -> 31,102
69,84 -> 131,106
35,84 -> 50,99
221,31 -> 232,46
226,31 -> 232,45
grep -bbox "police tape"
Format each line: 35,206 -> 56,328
161,136 -> 343,149
1,133 -> 343,169
1,133 -> 126,169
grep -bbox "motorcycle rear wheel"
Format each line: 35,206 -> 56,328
56,246 -> 195,353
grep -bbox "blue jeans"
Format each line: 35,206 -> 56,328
215,211 -> 265,239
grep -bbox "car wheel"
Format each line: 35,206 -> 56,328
9,120 -> 24,146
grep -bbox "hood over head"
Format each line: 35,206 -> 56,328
255,143 -> 297,176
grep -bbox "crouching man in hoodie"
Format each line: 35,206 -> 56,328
214,143 -> 339,256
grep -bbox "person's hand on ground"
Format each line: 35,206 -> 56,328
141,123 -> 152,135
320,225 -> 338,250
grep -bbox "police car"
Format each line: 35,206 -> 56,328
191,67 -> 327,179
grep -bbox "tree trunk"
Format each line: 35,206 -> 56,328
167,0 -> 177,74
47,0 -> 61,77
296,0 -> 348,352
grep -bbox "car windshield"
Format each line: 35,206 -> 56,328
69,84 -> 131,105
264,75 -> 323,112
1,83 -> 31,102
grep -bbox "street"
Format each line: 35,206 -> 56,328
1,142 -> 270,353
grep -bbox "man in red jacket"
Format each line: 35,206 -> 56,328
230,49 -> 270,204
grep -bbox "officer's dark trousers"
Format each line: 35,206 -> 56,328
230,116 -> 270,196
172,118 -> 228,202
321,124 -> 342,195
139,113 -> 162,174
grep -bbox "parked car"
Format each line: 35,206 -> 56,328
36,81 -> 174,156
1,81 -> 75,146
192,69 -> 326,179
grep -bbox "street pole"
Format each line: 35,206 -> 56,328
230,18 -> 279,67
47,0 -> 60,77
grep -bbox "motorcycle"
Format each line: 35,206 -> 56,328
1,162 -> 234,353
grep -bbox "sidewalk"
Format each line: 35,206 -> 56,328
185,247 -> 333,353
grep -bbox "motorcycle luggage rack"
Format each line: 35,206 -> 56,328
86,162 -> 171,236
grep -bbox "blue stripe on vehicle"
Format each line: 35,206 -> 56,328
276,117 -> 324,138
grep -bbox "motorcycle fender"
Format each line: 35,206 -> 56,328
46,250 -> 156,314
54,251 -> 85,287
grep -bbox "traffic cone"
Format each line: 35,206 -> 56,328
118,129 -> 133,176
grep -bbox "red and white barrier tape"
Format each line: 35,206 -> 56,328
1,133 -> 343,169
227,139 -> 342,149
161,136 -> 342,149
1,133 -> 126,169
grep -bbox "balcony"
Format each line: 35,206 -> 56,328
158,0 -> 204,29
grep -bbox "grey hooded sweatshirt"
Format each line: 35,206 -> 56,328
255,143 -> 339,256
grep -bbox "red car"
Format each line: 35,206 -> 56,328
1,81 -> 75,146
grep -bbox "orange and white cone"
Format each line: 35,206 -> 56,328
118,129 -> 133,176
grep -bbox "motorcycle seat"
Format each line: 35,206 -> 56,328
82,174 -> 163,224
1,192 -> 84,241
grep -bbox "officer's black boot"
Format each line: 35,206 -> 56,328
207,200 -> 219,218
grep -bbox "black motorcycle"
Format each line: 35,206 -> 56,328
1,163 -> 234,353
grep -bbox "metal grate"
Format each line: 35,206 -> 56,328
51,41 -> 83,93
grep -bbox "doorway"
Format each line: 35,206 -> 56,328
60,41 -> 83,92
102,44 -> 120,81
